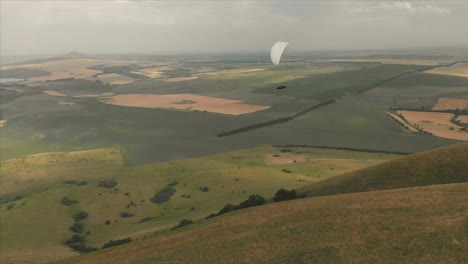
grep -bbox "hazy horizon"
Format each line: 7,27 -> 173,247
1,1 -> 468,56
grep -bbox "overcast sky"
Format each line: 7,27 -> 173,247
1,1 -> 468,56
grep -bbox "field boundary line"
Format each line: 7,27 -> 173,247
217,99 -> 335,137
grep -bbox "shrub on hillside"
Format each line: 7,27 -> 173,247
120,212 -> 135,218
70,222 -> 84,233
273,188 -> 298,202
206,194 -> 265,219
171,219 -> 193,230
74,211 -> 88,221
98,180 -> 117,189
150,186 -> 176,204
60,196 -> 77,206
102,238 -> 132,249
239,195 -> 265,208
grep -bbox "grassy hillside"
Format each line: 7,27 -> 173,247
0,146 -> 399,264
299,142 -> 468,198
54,183 -> 468,264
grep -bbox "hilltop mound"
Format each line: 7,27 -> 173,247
54,183 -> 468,264
299,142 -> 468,198
62,51 -> 89,59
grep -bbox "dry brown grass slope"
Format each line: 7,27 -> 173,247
299,142 -> 468,198
52,183 -> 468,264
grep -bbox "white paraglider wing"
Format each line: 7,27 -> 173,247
271,42 -> 288,65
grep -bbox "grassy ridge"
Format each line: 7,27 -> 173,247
0,146 -> 398,263
53,183 -> 468,264
299,142 -> 468,198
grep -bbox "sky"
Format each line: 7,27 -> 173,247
1,1 -> 468,56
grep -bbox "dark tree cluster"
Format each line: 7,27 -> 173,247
273,188 -> 298,202
102,238 -> 132,249
206,194 -> 265,219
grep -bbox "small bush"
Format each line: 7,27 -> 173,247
167,181 -> 178,187
64,180 -> 88,186
74,211 -> 88,221
0,194 -> 22,204
281,149 -> 293,153
171,219 -> 193,230
102,238 -> 132,249
273,188 -> 298,202
60,197 -> 77,206
199,186 -> 209,192
120,212 -> 134,218
150,186 -> 176,204
70,222 -> 84,233
104,220 -> 111,225
98,180 -> 117,189
282,169 -> 292,173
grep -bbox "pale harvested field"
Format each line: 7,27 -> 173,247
136,67 -> 164,78
0,120 -> 6,127
43,90 -> 67,97
72,92 -> 114,98
425,62 -> 468,78
264,153 -> 307,165
101,93 -> 270,115
432,98 -> 468,111
58,101 -> 75,106
456,115 -> 468,124
96,73 -> 134,85
194,68 -> 265,76
1,59 -> 130,71
386,112 -> 418,132
398,110 -> 468,141
2,59 -> 136,84
329,59 -> 447,66
24,68 -> 101,83
164,76 -> 199,82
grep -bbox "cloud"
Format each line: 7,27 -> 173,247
0,1 -> 466,55
380,1 -> 451,15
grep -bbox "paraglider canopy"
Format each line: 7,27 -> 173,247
271,42 -> 288,65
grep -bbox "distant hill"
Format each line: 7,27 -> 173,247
54,183 -> 468,264
299,142 -> 468,198
62,51 -> 89,59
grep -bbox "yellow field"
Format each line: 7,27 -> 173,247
425,62 -> 468,78
398,110 -> 468,141
432,98 -> 468,111
100,93 -> 270,115
96,73 -> 134,85
134,67 -> 163,78
194,68 -> 265,76
1,59 -> 137,84
163,76 -> 199,82
456,115 -> 468,124
329,59 -> 447,66
263,153 -> 306,165
43,90 -> 67,97
73,92 -> 114,98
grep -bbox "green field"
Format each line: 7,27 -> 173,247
0,146 -> 400,263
